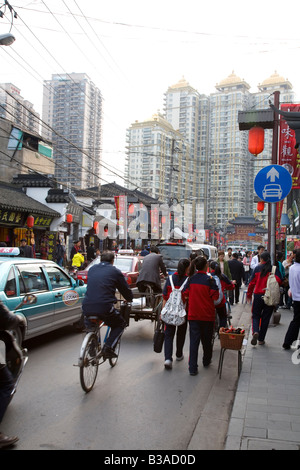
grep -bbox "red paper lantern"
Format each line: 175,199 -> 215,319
257,201 -> 265,212
66,213 -> 73,223
26,215 -> 34,228
93,221 -> 99,231
128,204 -> 135,215
248,126 -> 264,155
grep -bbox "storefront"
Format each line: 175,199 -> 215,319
0,182 -> 60,256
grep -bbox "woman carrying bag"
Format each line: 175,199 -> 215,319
246,252 -> 282,345
162,258 -> 190,370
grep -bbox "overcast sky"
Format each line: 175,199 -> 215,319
1,0 -> 300,185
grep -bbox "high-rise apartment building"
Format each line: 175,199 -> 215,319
125,72 -> 294,233
42,73 -> 103,189
0,83 -> 40,134
163,78 -> 209,215
125,111 -> 190,201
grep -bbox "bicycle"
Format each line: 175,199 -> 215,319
77,302 -> 130,393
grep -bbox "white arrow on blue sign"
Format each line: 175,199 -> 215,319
254,164 -> 292,203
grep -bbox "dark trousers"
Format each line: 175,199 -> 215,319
188,320 -> 214,372
0,365 -> 15,423
216,305 -> 227,328
283,300 -> 300,346
229,284 -> 240,304
164,321 -> 187,361
84,308 -> 126,349
252,294 -> 274,342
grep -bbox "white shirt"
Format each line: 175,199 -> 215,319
288,262 -> 300,301
250,255 -> 259,270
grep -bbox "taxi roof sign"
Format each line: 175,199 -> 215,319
0,247 -> 20,256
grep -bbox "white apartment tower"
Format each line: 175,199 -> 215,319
42,73 -> 103,189
125,112 -> 189,201
0,83 -> 40,134
163,78 -> 209,213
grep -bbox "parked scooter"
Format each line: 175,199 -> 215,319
0,294 -> 37,398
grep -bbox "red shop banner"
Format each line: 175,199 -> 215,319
279,103 -> 300,189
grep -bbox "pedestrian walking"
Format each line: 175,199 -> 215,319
86,243 -> 96,262
282,251 -> 295,310
162,258 -> 190,370
217,250 -> 232,279
250,245 -> 265,270
183,256 -> 219,375
228,253 -> 245,305
209,261 -> 236,328
247,251 -> 282,345
19,238 -> 33,258
53,239 -> 65,266
282,249 -> 300,350
242,251 -> 252,285
224,247 -> 233,261
72,250 -> 85,269
70,240 -> 81,261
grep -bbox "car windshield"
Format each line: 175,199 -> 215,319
114,257 -> 133,272
158,245 -> 192,271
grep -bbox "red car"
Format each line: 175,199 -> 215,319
76,253 -> 142,288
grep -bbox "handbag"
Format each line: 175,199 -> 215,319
153,320 -> 165,353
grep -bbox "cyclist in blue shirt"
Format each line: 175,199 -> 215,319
82,251 -> 133,358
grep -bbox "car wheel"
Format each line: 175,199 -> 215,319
10,326 -> 23,347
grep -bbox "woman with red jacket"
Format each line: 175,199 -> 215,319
183,256 -> 220,375
162,258 -> 190,370
209,261 -> 236,328
246,251 -> 282,345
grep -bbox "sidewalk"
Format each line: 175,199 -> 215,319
225,306 -> 300,450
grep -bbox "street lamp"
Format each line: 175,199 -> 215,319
0,0 -> 17,46
0,32 -> 15,45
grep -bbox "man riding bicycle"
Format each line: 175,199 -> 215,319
82,251 -> 133,358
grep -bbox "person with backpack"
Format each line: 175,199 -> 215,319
209,261 -> 236,329
246,251 -> 282,346
162,258 -> 190,370
183,256 -> 220,375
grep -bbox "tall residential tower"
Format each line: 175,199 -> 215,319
42,73 -> 103,189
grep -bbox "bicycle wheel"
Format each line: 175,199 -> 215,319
144,284 -> 154,307
109,337 -> 121,367
79,333 -> 99,393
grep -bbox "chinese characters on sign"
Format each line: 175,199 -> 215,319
279,103 -> 300,189
47,232 -> 56,260
33,215 -> 52,227
0,210 -> 24,225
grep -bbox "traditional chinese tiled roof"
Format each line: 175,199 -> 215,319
46,189 -> 72,203
0,182 -> 60,217
228,216 -> 263,226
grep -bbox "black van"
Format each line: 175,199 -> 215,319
156,242 -> 204,274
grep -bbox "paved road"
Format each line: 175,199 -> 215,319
3,303 -> 251,450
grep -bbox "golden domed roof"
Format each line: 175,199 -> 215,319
216,71 -> 250,90
259,71 -> 292,88
169,76 -> 190,89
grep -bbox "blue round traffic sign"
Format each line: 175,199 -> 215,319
254,164 -> 292,203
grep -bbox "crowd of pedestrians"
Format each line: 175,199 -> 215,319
158,244 -> 300,376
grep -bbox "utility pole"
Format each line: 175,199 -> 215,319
269,91 -> 280,265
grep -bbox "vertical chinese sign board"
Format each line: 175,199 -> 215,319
278,103 -> 300,231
